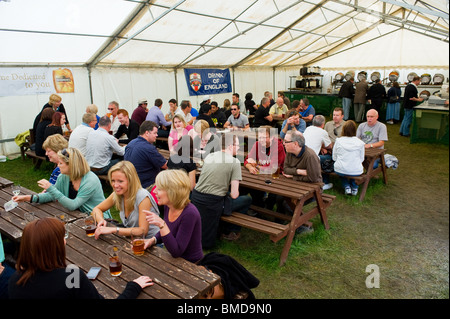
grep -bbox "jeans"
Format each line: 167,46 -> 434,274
319,154 -> 332,184
400,108 -> 413,136
336,172 -> 359,190
386,102 -> 400,121
342,97 -> 352,120
225,195 -> 253,233
92,158 -> 121,176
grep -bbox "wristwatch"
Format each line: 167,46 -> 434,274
370,144 -> 373,148
115,227 -> 120,234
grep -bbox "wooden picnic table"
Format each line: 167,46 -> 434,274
0,177 -> 13,190
0,186 -> 85,242
0,186 -> 220,299
65,219 -> 220,299
222,168 -> 335,266
326,147 -> 387,201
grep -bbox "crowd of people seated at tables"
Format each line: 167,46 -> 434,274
1,91 -> 391,299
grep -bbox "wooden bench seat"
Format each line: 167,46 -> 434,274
25,150 -> 49,170
221,193 -> 336,243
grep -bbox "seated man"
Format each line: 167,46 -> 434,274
298,98 -> 315,127
175,100 -> 194,126
252,97 -> 273,128
280,109 -> 306,139
85,116 -> 126,176
124,121 -> 168,189
210,101 -> 227,128
195,103 -> 216,131
283,130 -> 322,184
106,101 -> 121,135
324,107 -> 346,146
303,115 -> 333,190
243,126 -> 285,209
356,109 -> 388,168
269,97 -> 289,121
145,98 -> 172,138
114,109 -> 140,144
356,109 -> 388,150
191,134 -> 252,248
223,104 -> 250,130
68,112 -> 97,156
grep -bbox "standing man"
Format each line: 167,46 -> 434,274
114,109 -> 140,144
338,77 -> 355,120
324,107 -> 346,145
232,93 -> 241,111
400,76 -> 423,137
107,101 -> 121,135
85,116 -> 126,176
145,98 -> 172,138
124,121 -> 168,189
368,79 -> 386,114
354,77 -> 369,123
253,97 -> 273,128
131,98 -> 148,126
223,104 -> 250,130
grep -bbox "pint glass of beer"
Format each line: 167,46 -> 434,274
84,215 -> 97,237
131,228 -> 145,256
272,166 -> 280,179
107,245 -> 122,277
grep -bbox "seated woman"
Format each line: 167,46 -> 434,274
167,135 -> 197,191
189,119 -> 219,160
44,111 -> 65,141
42,134 -> 68,185
8,218 -> 152,299
13,147 -> 110,218
92,161 -> 159,239
332,120 -> 365,196
34,107 -> 55,157
168,114 -> 193,153
143,169 -> 203,264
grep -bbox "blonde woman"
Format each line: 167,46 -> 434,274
13,148 -> 108,217
92,161 -> 159,239
43,134 -> 68,185
33,94 -> 71,133
168,114 -> 193,153
144,169 -> 203,263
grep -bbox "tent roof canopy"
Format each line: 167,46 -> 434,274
0,0 -> 448,68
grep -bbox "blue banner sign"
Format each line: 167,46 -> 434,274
184,68 -> 232,96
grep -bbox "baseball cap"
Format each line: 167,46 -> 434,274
138,98 -> 148,104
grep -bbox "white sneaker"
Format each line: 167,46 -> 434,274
386,120 -> 394,124
323,183 -> 333,190
345,187 -> 351,195
351,188 -> 358,196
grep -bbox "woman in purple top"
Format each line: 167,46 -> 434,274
144,169 -> 203,263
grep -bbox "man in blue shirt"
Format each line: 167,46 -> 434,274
298,98 -> 315,127
280,110 -> 306,139
145,99 -> 172,138
124,121 -> 168,189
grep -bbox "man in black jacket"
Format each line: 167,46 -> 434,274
400,76 -> 423,137
368,79 -> 386,114
338,77 -> 355,120
114,109 -> 140,144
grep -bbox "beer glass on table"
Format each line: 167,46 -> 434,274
131,228 -> 145,256
107,245 -> 122,277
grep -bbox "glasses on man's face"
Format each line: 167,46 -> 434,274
231,108 -> 238,111
108,108 -> 114,111
283,140 -> 294,144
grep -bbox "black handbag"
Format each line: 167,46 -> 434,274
389,95 -> 398,103
321,159 -> 335,173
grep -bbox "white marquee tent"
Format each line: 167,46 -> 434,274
0,0 -> 448,155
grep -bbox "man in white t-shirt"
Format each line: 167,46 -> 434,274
175,100 -> 194,125
303,115 -> 333,190
107,101 -> 121,135
68,113 -> 97,156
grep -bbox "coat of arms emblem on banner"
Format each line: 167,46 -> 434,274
189,73 -> 202,92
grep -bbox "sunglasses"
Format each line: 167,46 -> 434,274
108,108 -> 114,111
61,148 -> 70,159
231,108 -> 238,111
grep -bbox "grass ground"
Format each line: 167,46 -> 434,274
1,122 -> 448,299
